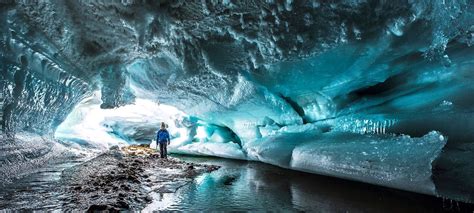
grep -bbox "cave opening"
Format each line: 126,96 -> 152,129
1,0 -> 473,211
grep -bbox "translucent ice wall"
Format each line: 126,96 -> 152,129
55,92 -> 186,150
1,0 -> 473,202
246,125 -> 447,195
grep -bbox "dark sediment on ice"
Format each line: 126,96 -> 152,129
60,145 -> 219,211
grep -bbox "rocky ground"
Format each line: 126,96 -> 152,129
60,145 -> 219,211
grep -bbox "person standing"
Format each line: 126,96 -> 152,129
156,122 -> 171,159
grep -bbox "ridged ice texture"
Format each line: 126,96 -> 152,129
1,0 -> 474,202
0,29 -> 90,136
245,130 -> 446,195
3,0 -> 472,136
1,1 -> 471,136
0,133 -> 74,187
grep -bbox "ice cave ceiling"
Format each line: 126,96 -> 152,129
1,0 -> 473,203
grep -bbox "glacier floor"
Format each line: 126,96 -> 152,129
0,159 -> 85,211
0,147 -> 214,211
1,153 -> 473,212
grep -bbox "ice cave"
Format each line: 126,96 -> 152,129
0,0 -> 473,211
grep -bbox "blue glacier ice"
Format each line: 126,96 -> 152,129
1,0 -> 473,203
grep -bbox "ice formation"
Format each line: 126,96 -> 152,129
1,0 -> 473,202
55,91 -> 185,149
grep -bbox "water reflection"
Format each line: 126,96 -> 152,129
145,156 -> 469,212
1,155 -> 471,212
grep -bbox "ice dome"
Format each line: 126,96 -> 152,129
0,0 -> 473,203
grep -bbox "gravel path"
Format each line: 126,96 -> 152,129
60,145 -> 219,211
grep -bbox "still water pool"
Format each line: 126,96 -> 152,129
144,155 -> 469,212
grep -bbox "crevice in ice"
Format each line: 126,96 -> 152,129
352,74 -> 405,98
210,124 -> 243,148
279,95 -> 308,124
336,72 -> 411,112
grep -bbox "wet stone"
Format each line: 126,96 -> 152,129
87,204 -> 119,212
121,184 -> 130,191
61,145 -> 219,211
144,196 -> 153,202
116,201 -> 130,209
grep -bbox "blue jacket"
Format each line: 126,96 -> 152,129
156,129 -> 170,144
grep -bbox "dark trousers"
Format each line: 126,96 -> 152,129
159,143 -> 168,158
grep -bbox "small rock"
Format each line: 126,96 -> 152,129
144,195 -> 153,202
87,204 -> 118,212
116,201 -> 130,209
109,145 -> 120,151
121,184 -> 131,191
127,175 -> 138,182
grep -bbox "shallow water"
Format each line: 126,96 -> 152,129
144,155 -> 473,212
0,154 -> 472,212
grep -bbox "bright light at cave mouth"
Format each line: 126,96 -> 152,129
195,126 -> 208,141
1,0 -> 473,210
55,91 -> 187,150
